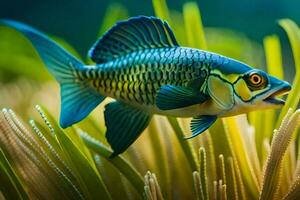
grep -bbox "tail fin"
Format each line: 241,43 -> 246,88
0,20 -> 105,128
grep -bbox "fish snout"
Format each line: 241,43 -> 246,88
263,76 -> 291,105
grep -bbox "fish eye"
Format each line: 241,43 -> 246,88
244,71 -> 267,91
250,73 -> 262,84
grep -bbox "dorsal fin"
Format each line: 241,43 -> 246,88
89,16 -> 179,63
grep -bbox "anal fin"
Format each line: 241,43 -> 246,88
104,101 -> 152,157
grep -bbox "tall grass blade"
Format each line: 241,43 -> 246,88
226,157 -> 238,200
79,130 -> 145,196
152,0 -> 172,24
183,2 -> 207,49
37,107 -> 112,200
262,35 -> 284,139
277,19 -> 300,125
222,117 -> 259,198
167,117 -> 197,171
97,3 -> 128,37
0,148 -> 29,200
283,175 -> 300,200
198,147 -> 209,200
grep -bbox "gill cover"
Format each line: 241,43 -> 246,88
207,75 -> 234,110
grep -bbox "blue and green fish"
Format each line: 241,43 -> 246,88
1,16 -> 291,157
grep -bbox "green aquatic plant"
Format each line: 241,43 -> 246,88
0,1 -> 300,200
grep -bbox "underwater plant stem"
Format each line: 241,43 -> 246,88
276,19 -> 300,126
222,117 -> 259,198
259,109 -> 300,200
263,35 -> 283,139
80,132 -> 145,196
192,171 -> 204,200
283,175 -> 300,200
147,118 -> 171,198
263,35 -> 284,79
226,157 -> 239,200
198,147 -> 208,200
166,117 -> 197,171
0,148 -> 29,200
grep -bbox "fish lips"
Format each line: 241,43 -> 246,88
262,80 -> 291,105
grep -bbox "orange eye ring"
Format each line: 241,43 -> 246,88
249,73 -> 263,85
244,71 -> 267,91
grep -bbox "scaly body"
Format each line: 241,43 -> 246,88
1,16 -> 291,157
82,47 -> 237,116
86,47 -> 208,104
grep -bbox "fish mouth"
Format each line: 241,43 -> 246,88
263,84 -> 291,105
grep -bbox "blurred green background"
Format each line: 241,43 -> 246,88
1,0 -> 300,57
0,1 -> 300,199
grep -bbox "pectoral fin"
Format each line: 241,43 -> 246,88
104,101 -> 152,157
156,85 -> 208,110
185,115 -> 217,139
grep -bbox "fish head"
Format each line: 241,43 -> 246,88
231,69 -> 291,112
208,58 -> 291,116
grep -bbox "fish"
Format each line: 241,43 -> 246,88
0,16 -> 291,157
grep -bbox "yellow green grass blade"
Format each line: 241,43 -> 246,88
226,157 -> 239,200
277,19 -> 300,126
262,35 -> 284,139
144,117 -> 171,198
152,0 -> 172,24
283,175 -> 300,200
222,117 -> 260,198
169,11 -> 187,45
0,149 -> 29,200
97,3 -> 128,37
38,107 -> 112,200
167,117 -> 197,171
1,108 -> 85,199
259,109 -> 300,199
263,35 -> 284,79
79,130 -> 145,196
183,2 -> 207,49
249,111 -> 263,157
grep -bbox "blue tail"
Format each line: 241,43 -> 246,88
0,20 -> 105,128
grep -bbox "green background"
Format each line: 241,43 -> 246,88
1,0 -> 299,56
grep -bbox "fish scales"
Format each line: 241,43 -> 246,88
82,47 -> 211,105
